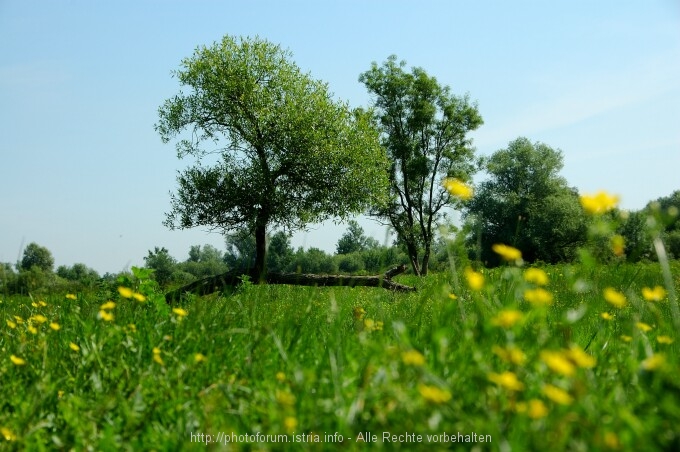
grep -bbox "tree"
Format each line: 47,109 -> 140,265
465,138 -> 587,266
156,35 -> 388,281
360,56 -> 483,275
56,263 -> 100,285
144,247 -> 177,287
20,242 -> 55,272
223,229 -> 256,272
336,220 -> 379,254
267,231 -> 294,272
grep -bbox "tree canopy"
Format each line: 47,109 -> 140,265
156,35 -> 389,280
465,137 -> 587,266
20,242 -> 55,272
360,56 -> 483,275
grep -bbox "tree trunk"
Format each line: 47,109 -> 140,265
420,244 -> 431,277
405,239 -> 421,276
165,265 -> 415,303
253,219 -> 267,282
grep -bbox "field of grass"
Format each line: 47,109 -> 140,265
2,255 -> 679,451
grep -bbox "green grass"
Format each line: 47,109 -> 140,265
1,261 -> 679,451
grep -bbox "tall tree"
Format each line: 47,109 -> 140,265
336,220 -> 379,254
144,247 -> 177,287
156,35 -> 388,281
465,137 -> 587,266
20,242 -> 55,272
360,56 -> 483,275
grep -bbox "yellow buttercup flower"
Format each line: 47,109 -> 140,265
117,287 -> 133,298
49,322 -> 61,331
491,310 -> 524,328
65,293 -> 77,300
6,319 -> 17,329
443,178 -> 473,201
353,306 -> 366,320
641,354 -> 666,371
10,355 -> 27,366
600,312 -> 613,321
401,350 -> 426,366
519,399 -> 549,419
464,267 -> 485,291
100,301 -> 116,310
636,322 -> 653,333
69,342 -> 80,352
276,390 -> 296,406
603,287 -> 627,308
276,372 -> 286,382
524,288 -> 554,306
194,353 -> 207,363
448,293 -> 457,300
1,426 -> 17,441
284,416 -> 298,433
492,243 -> 522,262
642,286 -> 667,302
488,371 -> 525,391
565,345 -> 596,368
132,292 -> 146,302
30,314 -> 48,324
580,191 -> 620,215
98,310 -> 114,322
657,335 -> 674,344
172,307 -> 188,317
540,350 -> 576,376
418,384 -> 452,403
492,345 -> 527,365
27,325 -> 38,335
620,335 -> 632,342
542,384 -> 573,405
524,268 -> 549,286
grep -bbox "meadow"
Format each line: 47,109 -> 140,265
1,251 -> 679,450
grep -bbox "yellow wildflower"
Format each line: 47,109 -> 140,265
1,427 -> 17,441
464,267 -> 485,291
49,322 -> 61,331
98,310 -> 114,322
10,355 -> 26,366
600,312 -> 613,321
65,293 -> 77,300
37,300 -> 47,307
276,371 -> 286,382
524,288 -> 554,306
6,319 -> 17,329
642,286 -> 667,302
13,316 -> 24,324
636,322 -> 653,332
492,345 -> 527,365
657,335 -> 674,344
172,307 -> 188,317
641,354 -> 666,371
603,287 -> 627,308
492,243 -> 523,262
488,371 -> 525,391
194,353 -> 207,363
284,416 -> 298,433
27,325 -> 38,335
542,384 -> 573,405
353,306 -> 366,320
100,301 -> 116,310
610,235 -> 625,257
276,390 -> 296,406
524,267 -> 549,286
527,399 -> 549,419
153,354 -> 164,365
126,324 -> 137,333
491,309 -> 524,328
580,191 -> 620,215
69,342 -> 80,352
603,432 -> 620,450
401,350 -> 426,366
117,287 -> 133,298
620,335 -> 632,342
540,350 -> 576,376
448,293 -> 457,300
443,178 -> 473,201
153,347 -> 162,355
565,345 -> 596,368
132,292 -> 146,302
418,384 -> 452,403
30,314 -> 48,324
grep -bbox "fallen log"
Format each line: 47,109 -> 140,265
165,264 -> 415,303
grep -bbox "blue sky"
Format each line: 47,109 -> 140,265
1,1 -> 679,274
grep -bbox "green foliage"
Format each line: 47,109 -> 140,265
290,247 -> 338,274
360,55 -> 483,276
143,247 -> 177,288
465,137 -> 588,266
56,263 -> 100,287
267,231 -> 294,272
20,242 -> 55,272
336,220 -> 379,255
156,35 -> 389,278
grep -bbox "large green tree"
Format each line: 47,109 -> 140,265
465,137 -> 587,266
156,35 -> 388,280
360,56 -> 483,275
20,242 -> 55,272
